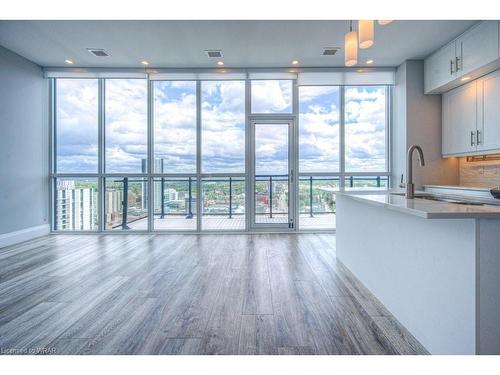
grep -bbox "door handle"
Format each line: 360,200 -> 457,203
290,169 -> 294,183
471,130 -> 476,147
476,130 -> 481,145
455,56 -> 460,72
450,60 -> 454,75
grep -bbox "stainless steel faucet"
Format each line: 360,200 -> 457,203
405,145 -> 425,199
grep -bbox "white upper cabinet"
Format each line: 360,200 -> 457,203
424,43 -> 457,94
442,81 -> 477,156
442,68 -> 500,157
458,21 -> 499,77
425,21 -> 500,94
478,70 -> 500,152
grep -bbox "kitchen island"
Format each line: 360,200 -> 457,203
335,191 -> 500,354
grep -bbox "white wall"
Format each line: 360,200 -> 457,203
0,45 -> 49,243
392,60 -> 459,188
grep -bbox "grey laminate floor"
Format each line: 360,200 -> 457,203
0,234 -> 427,355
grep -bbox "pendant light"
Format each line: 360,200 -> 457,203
359,20 -> 374,49
378,20 -> 393,25
344,20 -> 358,67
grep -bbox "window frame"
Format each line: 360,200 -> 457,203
50,76 -> 391,233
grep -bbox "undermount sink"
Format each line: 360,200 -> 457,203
390,192 -> 486,206
417,196 -> 485,206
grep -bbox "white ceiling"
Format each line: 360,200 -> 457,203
0,20 -> 477,68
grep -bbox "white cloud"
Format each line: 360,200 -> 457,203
299,86 -> 339,103
56,79 -> 99,173
201,81 -> 246,173
154,81 -> 197,173
298,87 -> 340,173
251,80 -> 292,113
105,79 -> 148,173
56,80 -> 387,176
345,87 -> 386,171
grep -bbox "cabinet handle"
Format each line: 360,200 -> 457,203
477,130 -> 481,145
455,56 -> 460,72
471,130 -> 476,147
450,60 -> 454,75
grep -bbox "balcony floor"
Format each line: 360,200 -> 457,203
121,214 -> 336,231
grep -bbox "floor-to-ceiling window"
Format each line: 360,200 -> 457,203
298,86 -> 340,230
51,74 -> 390,232
104,79 -> 149,231
344,86 -> 389,190
153,80 -> 197,231
297,85 -> 389,230
53,79 -> 99,231
201,80 -> 246,231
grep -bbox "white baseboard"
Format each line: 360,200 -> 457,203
0,224 -> 50,248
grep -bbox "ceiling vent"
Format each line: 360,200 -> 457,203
205,50 -> 223,59
87,48 -> 110,57
322,47 -> 340,56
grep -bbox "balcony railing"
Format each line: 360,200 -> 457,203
111,175 -> 388,229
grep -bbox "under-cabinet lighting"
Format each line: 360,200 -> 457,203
64,59 -> 74,64
466,154 -> 500,162
461,76 -> 471,81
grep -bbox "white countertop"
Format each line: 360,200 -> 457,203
335,190 -> 500,219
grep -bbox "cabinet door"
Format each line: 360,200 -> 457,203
458,21 -> 499,77
425,42 -> 456,94
478,70 -> 500,152
442,81 -> 477,156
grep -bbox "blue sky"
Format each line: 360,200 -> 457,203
56,79 -> 386,174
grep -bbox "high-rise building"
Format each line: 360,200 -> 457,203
55,180 -> 96,230
106,189 -> 123,229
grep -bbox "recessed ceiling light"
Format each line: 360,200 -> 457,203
217,61 -> 224,66
461,76 -> 471,81
291,60 -> 299,65
141,61 -> 149,66
366,59 -> 374,65
64,59 -> 74,65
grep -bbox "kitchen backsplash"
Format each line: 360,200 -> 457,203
459,157 -> 500,188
